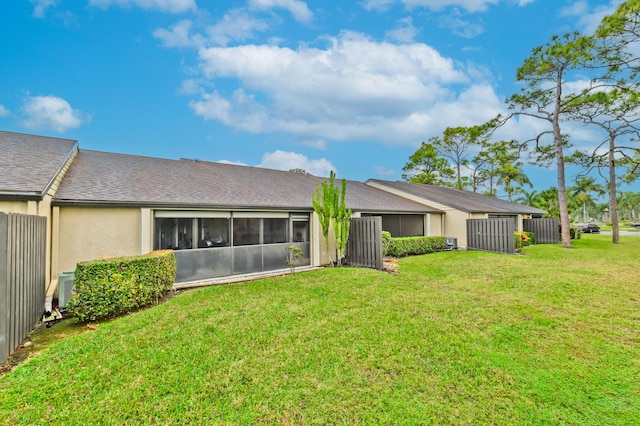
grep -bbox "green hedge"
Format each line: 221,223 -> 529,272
67,250 -> 177,322
382,232 -> 448,257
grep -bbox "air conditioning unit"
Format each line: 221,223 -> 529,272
445,237 -> 458,250
58,271 -> 75,309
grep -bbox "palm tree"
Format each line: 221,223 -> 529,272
569,176 -> 605,222
536,187 -> 561,218
617,191 -> 640,221
497,162 -> 532,202
515,189 -> 540,207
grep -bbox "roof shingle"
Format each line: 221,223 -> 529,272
366,179 -> 546,215
54,150 -> 441,214
0,130 -> 78,199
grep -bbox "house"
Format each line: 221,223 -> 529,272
51,149 -> 444,287
365,179 -> 546,249
1,130 -> 445,307
0,131 -> 78,293
2,130 -> 547,309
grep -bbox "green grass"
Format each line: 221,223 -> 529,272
1,235 -> 639,424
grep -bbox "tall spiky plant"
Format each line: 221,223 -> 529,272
334,177 -> 352,266
312,171 -> 337,265
311,171 -> 352,266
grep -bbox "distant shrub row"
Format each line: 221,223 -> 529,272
382,232 -> 448,257
67,250 -> 176,322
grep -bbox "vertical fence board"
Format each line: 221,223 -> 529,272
523,218 -> 560,244
0,214 -> 7,364
346,217 -> 383,270
0,213 -> 46,364
467,218 -> 515,254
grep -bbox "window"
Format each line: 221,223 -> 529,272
155,218 -> 192,249
293,220 -> 309,242
263,218 -> 288,244
197,218 -> 230,247
154,212 -> 311,250
361,214 -> 425,237
233,218 -> 260,246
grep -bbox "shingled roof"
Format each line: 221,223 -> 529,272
0,130 -> 78,200
53,150 -> 441,214
366,179 -> 546,215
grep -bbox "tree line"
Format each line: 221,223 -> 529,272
403,0 -> 640,247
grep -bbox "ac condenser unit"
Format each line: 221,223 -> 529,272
445,237 -> 458,250
58,271 -> 75,309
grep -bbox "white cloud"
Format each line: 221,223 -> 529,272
438,10 -> 485,38
21,95 -> 90,132
0,105 -> 9,117
302,139 -> 327,150
30,0 -> 59,18
154,20 -> 200,48
385,17 -> 420,43
561,0 -> 625,35
188,31 -> 488,146
258,150 -> 335,176
375,166 -> 396,176
248,0 -> 313,23
404,0 -> 501,12
360,0 -> 395,12
154,11 -> 269,48
363,0 -> 539,13
205,10 -> 270,46
89,0 -> 196,13
363,0 -> 502,13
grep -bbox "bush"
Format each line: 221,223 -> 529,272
524,231 -> 535,245
570,227 -> 582,240
515,231 -> 535,249
384,235 -> 448,257
382,231 -> 392,255
67,250 -> 177,322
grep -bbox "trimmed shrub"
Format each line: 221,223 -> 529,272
384,235 -> 448,258
382,231 -> 392,255
67,250 -> 176,322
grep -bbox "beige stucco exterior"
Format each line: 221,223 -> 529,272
364,181 -> 527,249
53,206 -> 142,277
428,213 -> 444,236
1,148 -> 77,300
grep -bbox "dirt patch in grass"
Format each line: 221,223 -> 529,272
1,291 -> 181,376
0,315 -> 90,376
384,257 -> 399,274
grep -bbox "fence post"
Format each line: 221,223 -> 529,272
467,218 -> 515,254
0,213 -> 8,363
0,213 -> 47,364
346,217 -> 383,270
523,218 -> 560,244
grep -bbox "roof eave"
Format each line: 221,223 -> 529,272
51,199 -> 315,211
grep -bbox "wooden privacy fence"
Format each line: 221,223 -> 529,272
467,218 -> 515,254
523,218 -> 560,244
346,216 -> 383,270
0,213 -> 47,364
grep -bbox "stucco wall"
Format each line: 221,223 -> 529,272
0,201 -> 32,215
55,206 -> 142,274
429,213 -> 444,236
444,210 -> 486,249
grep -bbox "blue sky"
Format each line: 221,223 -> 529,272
0,0 -> 628,198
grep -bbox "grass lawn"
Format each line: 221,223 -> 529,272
1,235 -> 639,424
